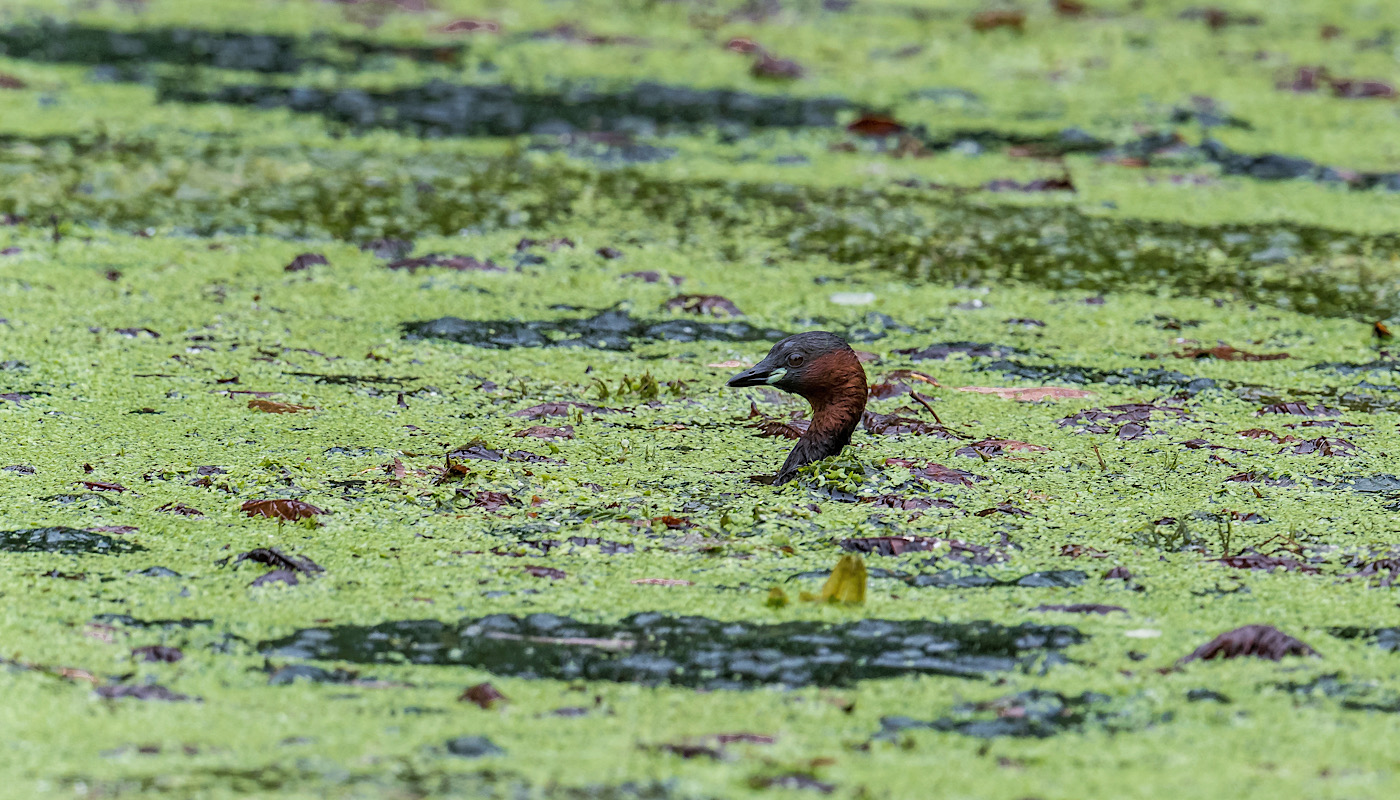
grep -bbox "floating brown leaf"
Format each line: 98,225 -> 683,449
155,502 -> 203,516
955,438 -> 1047,458
862,411 -> 960,438
284,252 -> 328,272
846,114 -> 905,137
510,401 -> 616,419
1345,558 -> 1400,588
522,565 -> 567,580
1052,0 -> 1088,16
1211,554 -> 1318,573
751,52 -> 804,79
469,491 -> 519,511
970,9 -> 1026,32
664,294 -> 742,316
1285,437 -> 1358,456
1257,402 -> 1340,417
81,481 -> 127,492
1172,344 -> 1289,361
1179,625 -> 1317,663
515,425 -> 575,440
888,459 -> 979,486
1103,566 -> 1133,581
131,645 -> 184,663
0,73 -> 26,90
248,399 -> 316,414
459,682 -> 508,709
864,495 -> 955,511
241,499 -> 328,521
440,18 -> 501,33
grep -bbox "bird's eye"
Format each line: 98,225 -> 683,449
785,353 -> 804,368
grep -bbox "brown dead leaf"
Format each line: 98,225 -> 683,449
459,682 -> 508,709
248,399 -> 317,413
970,9 -> 1026,32
241,499 -> 328,521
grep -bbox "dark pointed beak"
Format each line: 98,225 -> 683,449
727,363 -> 775,388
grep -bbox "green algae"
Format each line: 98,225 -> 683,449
4,1 -> 1400,798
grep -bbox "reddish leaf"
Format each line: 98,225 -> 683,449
664,294 -> 742,316
459,682 -> 507,709
970,10 -> 1026,32
846,115 -> 905,137
284,253 -> 327,272
81,481 -> 127,492
241,499 -> 328,520
0,74 -> 25,90
1172,344 -> 1288,361
1052,0 -> 1088,16
469,491 -> 518,511
725,37 -> 763,53
87,525 -> 138,534
1179,625 -> 1316,663
248,399 -> 316,413
649,515 -> 694,529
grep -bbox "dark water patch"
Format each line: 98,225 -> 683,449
403,308 -> 786,351
93,614 -> 212,629
875,689 -> 1151,739
260,612 -> 1083,687
1330,627 -> 1400,652
979,360 -> 1218,393
0,526 -> 143,555
160,79 -> 849,138
1276,674 -> 1400,713
1310,359 -> 1400,376
892,342 -> 1030,361
0,21 -> 463,74
787,568 -> 1084,589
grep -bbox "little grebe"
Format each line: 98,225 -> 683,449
726,331 -> 868,485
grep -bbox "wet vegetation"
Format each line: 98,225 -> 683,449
4,0 -> 1400,797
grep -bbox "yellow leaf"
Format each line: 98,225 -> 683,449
816,554 -> 867,604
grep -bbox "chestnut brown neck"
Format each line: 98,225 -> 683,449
774,351 -> 867,485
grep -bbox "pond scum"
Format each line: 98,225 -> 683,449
4,0 -> 1400,797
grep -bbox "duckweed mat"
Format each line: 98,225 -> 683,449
4,1 -> 1400,798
